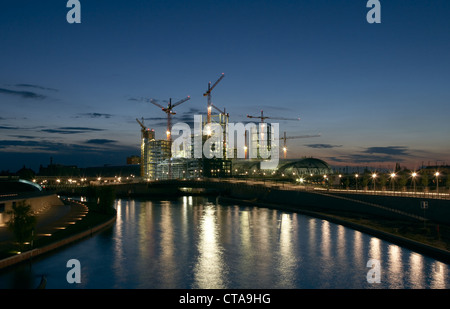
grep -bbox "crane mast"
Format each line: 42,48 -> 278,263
204,73 -> 225,124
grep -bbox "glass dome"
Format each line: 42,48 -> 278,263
278,158 -> 333,176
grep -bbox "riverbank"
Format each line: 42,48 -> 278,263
218,195 -> 450,265
0,199 -> 116,270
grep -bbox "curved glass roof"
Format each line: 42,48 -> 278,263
278,158 -> 333,175
0,179 -> 43,194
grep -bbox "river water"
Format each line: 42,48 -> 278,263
0,196 -> 448,289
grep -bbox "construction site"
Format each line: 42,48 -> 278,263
136,73 -> 324,181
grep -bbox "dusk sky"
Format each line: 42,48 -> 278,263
1,0 -> 449,172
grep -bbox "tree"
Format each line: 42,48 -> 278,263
7,200 -> 37,251
345,177 -> 350,189
362,174 -> 370,189
397,174 -> 407,190
421,173 -> 429,190
379,173 -> 387,189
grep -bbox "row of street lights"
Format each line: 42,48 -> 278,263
351,171 -> 442,193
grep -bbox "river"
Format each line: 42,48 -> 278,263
0,196 -> 448,289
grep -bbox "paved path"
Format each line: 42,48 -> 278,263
0,199 -> 88,251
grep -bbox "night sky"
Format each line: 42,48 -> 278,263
1,0 -> 449,172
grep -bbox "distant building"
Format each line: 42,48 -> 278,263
126,155 -> 140,165
140,138 -> 172,179
38,163 -> 80,177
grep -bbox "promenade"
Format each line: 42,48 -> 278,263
0,198 -> 88,256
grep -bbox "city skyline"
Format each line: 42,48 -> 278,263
1,0 -> 449,172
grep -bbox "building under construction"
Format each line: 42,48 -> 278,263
137,123 -> 233,180
135,73 -> 307,181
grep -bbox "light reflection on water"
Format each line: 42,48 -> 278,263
0,196 -> 449,289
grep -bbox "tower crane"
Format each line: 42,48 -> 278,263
211,103 -> 229,159
147,96 -> 190,180
246,110 -> 300,123
211,103 -> 229,122
247,110 -> 300,158
277,132 -> 321,159
136,117 -> 146,132
148,96 -> 190,141
203,73 -> 225,124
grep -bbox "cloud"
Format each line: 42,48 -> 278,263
0,138 -> 117,154
0,125 -> 20,130
14,84 -> 58,92
8,135 -> 37,139
41,127 -> 105,134
0,87 -> 46,99
0,140 -> 64,153
76,113 -> 113,119
327,145 -> 412,165
346,154 -> 404,163
305,143 -> 342,149
362,146 -> 409,156
85,139 -> 117,145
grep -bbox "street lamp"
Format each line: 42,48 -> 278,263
390,173 -> 396,192
435,172 -> 440,195
412,172 -> 417,193
355,174 -> 359,191
372,173 -> 377,191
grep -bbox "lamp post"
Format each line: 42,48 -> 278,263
412,172 -> 417,194
390,173 -> 396,192
435,172 -> 440,196
372,173 -> 377,192
355,174 -> 359,191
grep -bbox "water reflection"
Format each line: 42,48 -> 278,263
112,200 -> 125,286
277,213 -> 297,287
193,205 -> 227,288
0,196 -> 449,289
387,244 -> 403,289
409,253 -> 424,288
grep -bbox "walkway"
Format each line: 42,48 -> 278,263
0,198 -> 88,253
